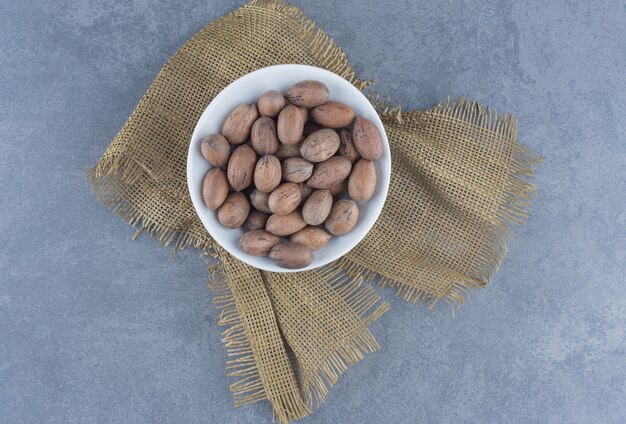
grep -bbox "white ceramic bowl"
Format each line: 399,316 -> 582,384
187,64 -> 390,272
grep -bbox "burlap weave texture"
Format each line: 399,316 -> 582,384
88,1 -> 539,421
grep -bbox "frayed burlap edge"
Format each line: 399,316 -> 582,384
326,97 -> 541,312
86,0 -> 540,421
204,249 -> 389,423
299,272 -> 389,408
85,6 -> 388,421
86,0 -> 372,254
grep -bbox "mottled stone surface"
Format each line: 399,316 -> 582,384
1,1 -> 625,423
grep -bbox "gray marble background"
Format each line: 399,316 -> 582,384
1,1 -> 625,423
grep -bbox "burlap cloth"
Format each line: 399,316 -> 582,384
87,1 -> 540,421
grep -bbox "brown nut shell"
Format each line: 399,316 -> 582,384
277,104 -> 305,146
300,129 -> 341,162
265,211 -> 307,236
227,144 -> 257,192
290,227 -> 332,251
202,167 -> 229,211
217,192 -> 250,229
257,90 -> 285,118
303,121 -> 326,137
348,159 -> 377,202
307,156 -> 352,189
297,106 -> 308,123
285,80 -> 330,107
281,157 -> 313,183
311,101 -> 356,128
299,183 -> 314,201
328,180 -> 347,196
200,134 -> 230,167
254,155 -> 282,193
325,199 -> 359,236
274,142 -> 302,160
243,210 -> 269,231
268,182 -> 302,216
338,128 -> 361,163
269,242 -> 314,269
222,104 -> 259,145
239,230 -> 281,256
250,189 -> 272,213
352,116 -> 384,160
251,116 -> 279,155
302,189 -> 333,225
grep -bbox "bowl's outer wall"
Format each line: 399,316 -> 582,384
187,65 -> 391,272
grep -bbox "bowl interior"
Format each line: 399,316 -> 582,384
187,64 -> 390,272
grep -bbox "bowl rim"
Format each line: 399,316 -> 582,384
186,64 -> 391,272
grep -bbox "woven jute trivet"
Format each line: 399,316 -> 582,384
87,1 -> 540,421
